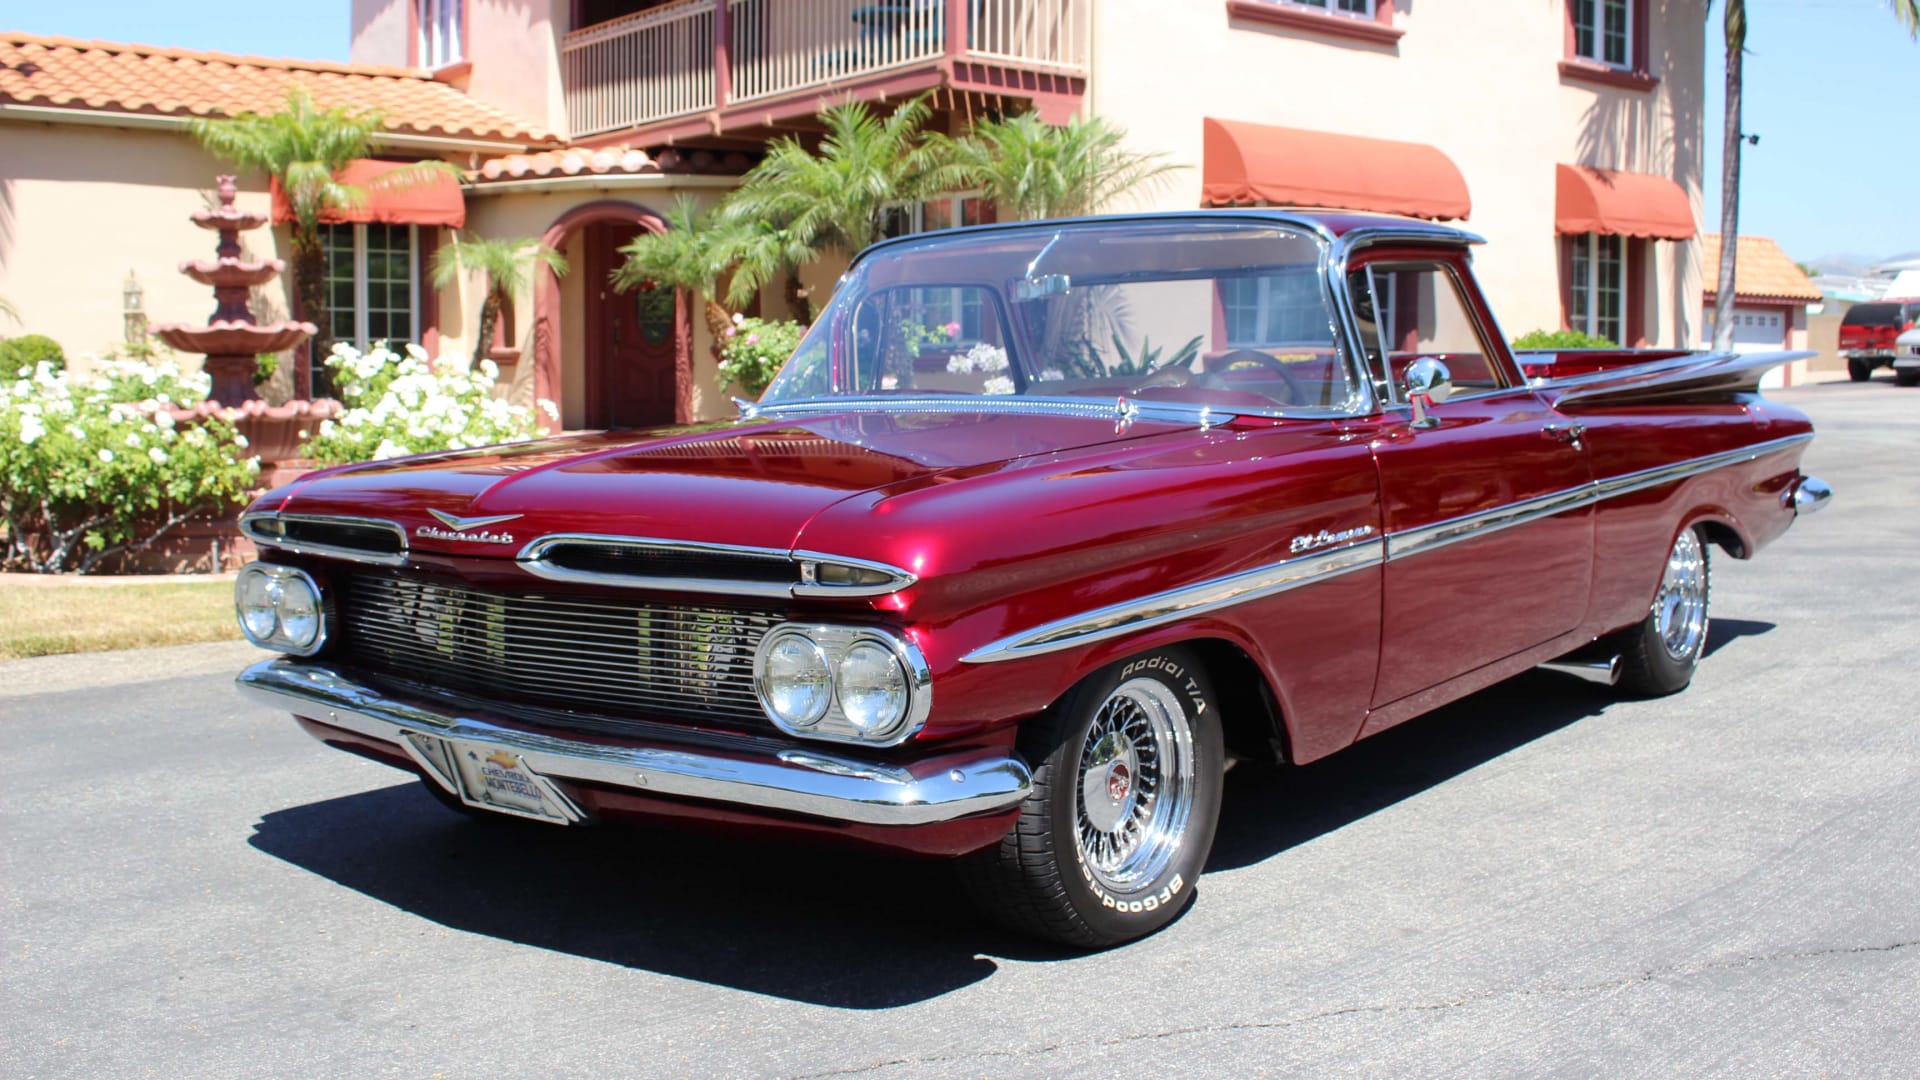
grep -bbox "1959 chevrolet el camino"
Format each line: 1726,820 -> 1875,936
234,210 -> 1830,947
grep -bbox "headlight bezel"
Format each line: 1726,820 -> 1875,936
233,562 -> 330,656
752,624 -> 931,746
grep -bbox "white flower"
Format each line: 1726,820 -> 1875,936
148,446 -> 169,465
233,434 -> 249,449
18,415 -> 44,444
153,410 -> 175,429
1039,368 -> 1065,381
983,376 -> 1015,396
97,449 -> 114,463
126,432 -> 144,448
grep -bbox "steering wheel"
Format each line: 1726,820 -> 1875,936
1201,348 -> 1309,405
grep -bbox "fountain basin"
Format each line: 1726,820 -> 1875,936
154,320 -> 317,356
181,257 -> 287,289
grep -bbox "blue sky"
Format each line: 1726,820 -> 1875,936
10,0 -> 1918,263
1704,0 -> 1920,264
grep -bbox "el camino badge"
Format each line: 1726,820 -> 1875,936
1289,525 -> 1376,555
415,509 -> 522,545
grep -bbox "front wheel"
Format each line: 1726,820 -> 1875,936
1610,526 -> 1712,697
962,647 -> 1225,948
1897,368 -> 1920,388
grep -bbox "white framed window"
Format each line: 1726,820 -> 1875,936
418,0 -> 464,68
1568,232 -> 1625,344
1571,0 -> 1631,69
319,223 -> 421,390
1285,0 -> 1374,15
877,195 -> 996,339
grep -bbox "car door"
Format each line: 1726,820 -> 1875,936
1346,252 -> 1596,710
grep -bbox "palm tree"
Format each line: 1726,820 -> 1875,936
431,234 -> 568,367
942,112 -> 1182,221
721,95 -> 967,315
190,87 -> 459,367
0,294 -> 17,329
613,197 -> 742,345
1712,1 -> 1917,350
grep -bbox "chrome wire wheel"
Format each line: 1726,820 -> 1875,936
1653,528 -> 1710,662
1074,678 -> 1196,895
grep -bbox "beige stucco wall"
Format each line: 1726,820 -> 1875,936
353,0 -> 569,139
1088,0 -> 1705,348
0,122 -> 293,376
350,0 -> 412,67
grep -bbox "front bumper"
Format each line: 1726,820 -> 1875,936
237,659 -> 1031,828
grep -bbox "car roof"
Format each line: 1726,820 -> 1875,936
854,207 -> 1484,267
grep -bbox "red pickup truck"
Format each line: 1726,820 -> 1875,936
1839,299 -> 1920,381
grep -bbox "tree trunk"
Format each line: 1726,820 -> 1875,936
783,270 -> 813,324
475,292 -> 502,369
291,242 -> 331,398
1712,1 -> 1746,353
702,297 -> 732,359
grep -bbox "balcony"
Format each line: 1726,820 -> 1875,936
562,0 -> 1089,145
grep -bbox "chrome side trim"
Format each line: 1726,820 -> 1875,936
1386,484 -> 1595,561
1387,432 -> 1816,563
962,433 -> 1813,665
237,659 -> 1030,827
239,512 -> 409,567
960,538 -> 1385,664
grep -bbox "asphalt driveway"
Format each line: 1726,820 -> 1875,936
2,379 -> 1915,1077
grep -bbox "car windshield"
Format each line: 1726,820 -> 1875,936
760,219 -> 1355,414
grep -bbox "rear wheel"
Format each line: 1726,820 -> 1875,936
1897,369 -> 1920,388
962,647 -> 1224,948
1611,526 -> 1712,697
1848,358 -> 1873,382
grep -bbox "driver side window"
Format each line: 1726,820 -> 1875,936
1348,261 -> 1505,402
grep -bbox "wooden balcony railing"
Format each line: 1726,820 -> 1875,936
562,0 -> 1089,139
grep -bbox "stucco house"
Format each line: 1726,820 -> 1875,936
1,0 -> 1707,430
1698,233 -> 1823,384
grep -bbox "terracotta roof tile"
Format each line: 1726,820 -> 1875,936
0,32 -> 553,145
1701,233 -> 1823,303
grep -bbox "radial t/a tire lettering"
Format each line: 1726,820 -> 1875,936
960,646 -> 1225,948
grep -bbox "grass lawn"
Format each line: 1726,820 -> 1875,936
0,578 -> 240,660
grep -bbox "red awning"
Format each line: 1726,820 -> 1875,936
1201,117 -> 1472,221
1554,164 -> 1694,240
269,158 -> 465,228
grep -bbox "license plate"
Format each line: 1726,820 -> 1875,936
405,732 -> 576,823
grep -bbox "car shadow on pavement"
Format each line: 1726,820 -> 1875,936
249,622 -> 1777,1005
249,782 -> 1013,1008
1207,615 -> 1774,873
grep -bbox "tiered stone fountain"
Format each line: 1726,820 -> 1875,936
154,175 -> 316,402
117,176 -> 341,571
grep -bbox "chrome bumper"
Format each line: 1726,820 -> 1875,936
236,659 -> 1031,827
1792,475 -> 1833,516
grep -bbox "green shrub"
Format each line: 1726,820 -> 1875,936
718,315 -> 806,397
0,334 -> 67,373
1,357 -> 259,573
302,343 -> 556,464
1512,328 -> 1621,350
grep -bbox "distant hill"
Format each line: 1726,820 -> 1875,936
1806,251 -> 1920,277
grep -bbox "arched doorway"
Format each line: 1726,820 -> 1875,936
534,199 -> 693,430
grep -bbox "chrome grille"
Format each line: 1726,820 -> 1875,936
339,572 -> 779,727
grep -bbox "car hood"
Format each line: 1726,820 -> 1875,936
265,409 -> 1195,557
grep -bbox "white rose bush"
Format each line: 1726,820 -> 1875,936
1,358 -> 259,573
303,343 -> 556,465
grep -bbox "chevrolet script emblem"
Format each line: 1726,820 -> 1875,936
416,509 -> 523,545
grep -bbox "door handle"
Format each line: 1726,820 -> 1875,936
1543,422 -> 1586,449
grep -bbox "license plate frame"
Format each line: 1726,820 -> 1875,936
402,732 -> 581,824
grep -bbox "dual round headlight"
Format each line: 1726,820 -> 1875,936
234,563 -> 327,654
754,626 -> 930,744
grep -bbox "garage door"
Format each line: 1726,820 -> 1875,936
1729,308 -> 1786,352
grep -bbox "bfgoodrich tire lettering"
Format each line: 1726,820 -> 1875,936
961,646 -> 1225,948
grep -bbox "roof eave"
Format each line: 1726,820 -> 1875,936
0,101 -> 549,153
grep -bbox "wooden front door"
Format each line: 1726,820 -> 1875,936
585,222 -> 680,429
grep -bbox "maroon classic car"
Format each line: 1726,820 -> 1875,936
235,211 -> 1829,947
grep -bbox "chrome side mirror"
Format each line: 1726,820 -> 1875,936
1405,357 -> 1454,429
